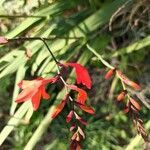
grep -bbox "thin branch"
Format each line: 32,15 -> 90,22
40,38 -> 59,64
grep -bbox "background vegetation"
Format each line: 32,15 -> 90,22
0,0 -> 149,149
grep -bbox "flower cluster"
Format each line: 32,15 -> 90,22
105,68 -> 148,141
1,36 -> 148,148
16,62 -> 94,149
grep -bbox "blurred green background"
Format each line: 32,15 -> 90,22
0,0 -> 149,149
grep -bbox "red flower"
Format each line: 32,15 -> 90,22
105,69 -> 115,80
16,76 -> 58,110
51,94 -> 69,118
0,36 -> 8,44
67,85 -> 87,105
65,63 -> 92,89
116,70 -> 141,90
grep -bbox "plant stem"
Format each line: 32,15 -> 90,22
40,38 -> 59,64
86,44 -> 115,69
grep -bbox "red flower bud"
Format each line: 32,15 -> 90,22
124,106 -> 129,114
70,124 -> 76,131
129,97 -> 141,111
66,110 -> 74,123
105,69 -> 115,80
117,91 -> 126,101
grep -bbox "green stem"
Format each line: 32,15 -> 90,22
86,44 -> 114,69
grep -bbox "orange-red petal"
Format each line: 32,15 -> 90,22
51,94 -> 69,118
41,86 -> 50,99
31,90 -> 42,111
67,85 -> 87,104
65,63 -> 92,89
76,102 -> 95,114
15,88 -> 35,103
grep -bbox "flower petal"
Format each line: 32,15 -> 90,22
18,80 -> 35,89
16,88 -> 35,103
76,102 -> 95,114
70,124 -> 76,131
51,94 -> 69,118
78,126 -> 85,139
116,70 -> 141,90
31,90 -> 42,111
67,85 -> 87,104
16,77 -> 54,110
66,110 -> 74,123
41,86 -> 50,99
74,112 -> 87,126
65,63 -> 92,89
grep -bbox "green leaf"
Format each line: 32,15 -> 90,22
10,64 -> 27,115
